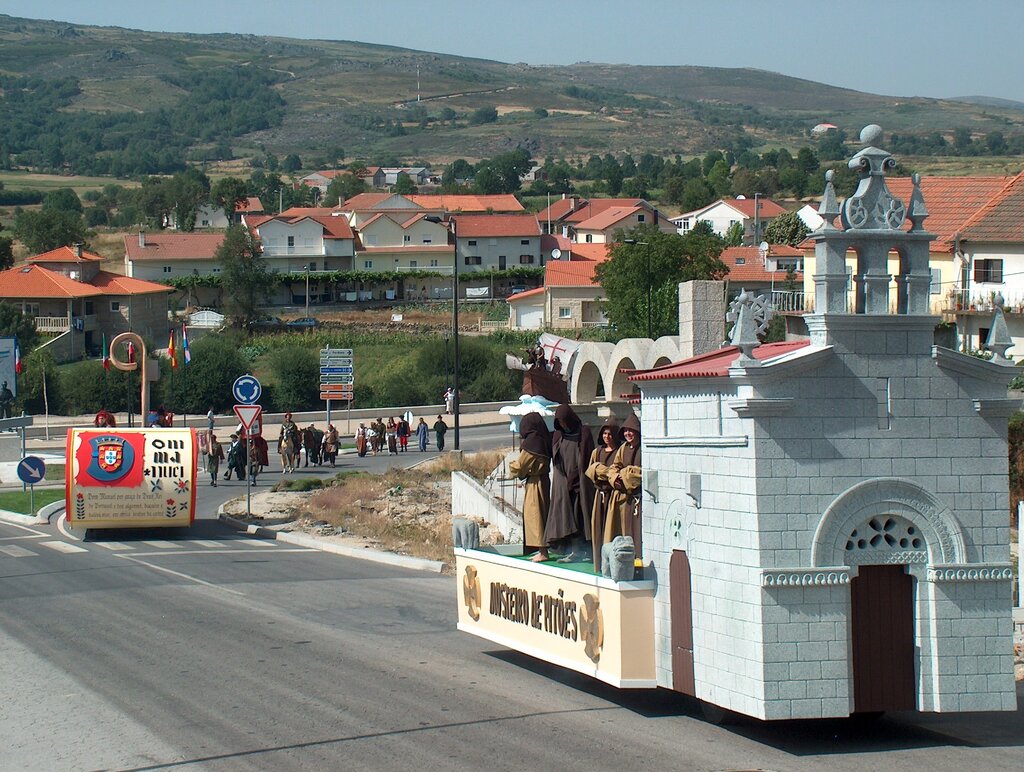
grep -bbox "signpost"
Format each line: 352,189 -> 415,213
321,348 -> 354,430
230,376 -> 262,515
17,455 -> 46,517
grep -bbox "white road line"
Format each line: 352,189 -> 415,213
128,548 -> 316,557
115,554 -> 245,595
0,522 -> 49,538
94,542 -> 134,551
188,539 -> 224,548
0,545 -> 37,558
234,538 -> 276,547
140,540 -> 182,549
39,540 -> 88,554
0,534 -> 46,542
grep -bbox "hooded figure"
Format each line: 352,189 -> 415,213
508,412 -> 552,561
544,404 -> 595,562
606,413 -> 643,559
584,418 -> 621,571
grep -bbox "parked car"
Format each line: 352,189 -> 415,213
250,316 -> 283,330
286,317 -> 320,329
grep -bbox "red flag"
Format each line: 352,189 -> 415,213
14,341 -> 22,374
127,341 -> 136,364
168,329 -> 177,369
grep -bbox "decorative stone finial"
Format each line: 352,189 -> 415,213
841,125 -> 907,231
906,172 -> 929,231
984,307 -> 1013,363
727,290 -> 773,367
817,169 -> 840,229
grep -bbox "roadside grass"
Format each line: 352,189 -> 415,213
0,488 -> 65,514
44,464 -> 65,482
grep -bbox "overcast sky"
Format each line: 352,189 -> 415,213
7,0 -> 1024,104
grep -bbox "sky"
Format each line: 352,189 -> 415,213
5,1 -> 1024,104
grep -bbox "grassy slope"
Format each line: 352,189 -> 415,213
2,13 -> 1022,163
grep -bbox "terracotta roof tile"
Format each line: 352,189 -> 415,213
722,197 -> 787,219
235,197 -> 264,213
720,246 -> 803,283
0,265 -> 167,299
564,198 -> 653,224
888,175 -> 1012,249
508,286 -> 545,302
536,197 -> 579,223
574,205 -> 642,231
455,214 -> 541,238
630,340 -> 810,381
89,271 -> 173,296
28,245 -> 103,264
546,260 -> 601,287
956,171 -> 1024,243
124,233 -> 224,261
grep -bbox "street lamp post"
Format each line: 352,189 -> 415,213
305,263 -> 311,320
425,215 -> 460,449
624,239 -> 652,339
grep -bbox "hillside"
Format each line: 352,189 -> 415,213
2,13 -> 1024,168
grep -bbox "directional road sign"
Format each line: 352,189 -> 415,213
319,367 -> 354,374
17,456 -> 46,485
320,375 -> 354,384
233,404 -> 262,432
232,375 -> 262,404
320,357 -> 352,366
320,348 -> 353,358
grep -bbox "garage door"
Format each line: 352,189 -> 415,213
517,308 -> 544,329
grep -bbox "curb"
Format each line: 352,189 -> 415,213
217,504 -> 445,573
0,509 -> 45,526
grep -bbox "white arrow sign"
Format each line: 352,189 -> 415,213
233,404 -> 263,432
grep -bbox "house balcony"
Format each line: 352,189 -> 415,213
35,314 -> 96,333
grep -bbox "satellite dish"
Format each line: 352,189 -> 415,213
759,241 -> 769,253
551,248 -> 562,260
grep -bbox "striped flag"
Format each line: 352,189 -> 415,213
14,340 -> 21,374
168,329 -> 177,369
127,340 -> 136,364
182,324 -> 192,366
102,333 -> 110,370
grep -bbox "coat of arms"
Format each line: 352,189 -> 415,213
86,435 -> 136,483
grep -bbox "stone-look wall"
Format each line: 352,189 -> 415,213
677,281 -> 726,359
640,315 -> 1017,720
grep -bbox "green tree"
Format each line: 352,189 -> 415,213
218,225 -> 272,329
763,211 -> 810,246
392,172 -> 418,195
13,208 -> 86,254
211,176 -> 250,220
680,178 -> 715,211
0,301 -> 39,354
42,187 -> 82,213
596,224 -> 727,339
0,237 -> 13,270
706,159 -> 732,196
469,106 -> 498,125
723,222 -> 745,246
268,346 -> 320,411
282,154 -> 302,173
158,333 -> 251,413
323,173 -> 367,206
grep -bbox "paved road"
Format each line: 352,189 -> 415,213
3,512 -> 1023,770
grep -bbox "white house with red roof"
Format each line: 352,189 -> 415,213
672,196 -> 788,243
720,245 -> 804,311
454,214 -> 542,272
536,196 -> 674,242
249,211 -> 355,273
0,245 -> 172,361
124,232 -> 226,281
505,242 -> 610,330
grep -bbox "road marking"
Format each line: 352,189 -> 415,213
129,548 -> 315,557
0,522 -> 48,538
189,539 -> 224,548
39,540 -> 88,554
0,545 -> 36,558
140,540 -> 183,549
235,538 -> 276,547
115,554 -> 245,595
95,542 -> 134,551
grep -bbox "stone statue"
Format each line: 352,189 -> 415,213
452,517 -> 480,550
0,381 -> 13,420
601,535 -> 635,581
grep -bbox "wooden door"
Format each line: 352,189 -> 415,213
850,564 -> 916,713
670,550 -> 695,695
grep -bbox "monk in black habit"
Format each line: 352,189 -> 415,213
544,404 -> 595,563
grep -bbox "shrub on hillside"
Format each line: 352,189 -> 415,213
157,333 -> 250,413
267,346 -> 320,412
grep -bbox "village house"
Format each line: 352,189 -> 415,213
506,242 -> 609,330
719,245 -> 805,312
0,245 -> 172,362
672,196 -> 788,243
536,196 -> 674,241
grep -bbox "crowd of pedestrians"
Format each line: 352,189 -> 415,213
354,414 -> 448,456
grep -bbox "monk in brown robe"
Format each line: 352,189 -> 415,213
584,419 -> 620,572
509,412 -> 552,562
545,404 -> 595,563
606,413 -> 643,558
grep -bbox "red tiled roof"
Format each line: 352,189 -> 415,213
574,206 -> 641,232
562,243 -> 611,262
564,198 -> 652,224
28,245 -> 103,264
409,194 -> 523,213
721,246 -> 803,283
0,264 -> 105,299
722,197 -> 788,219
89,271 -> 173,296
508,286 -> 545,302
124,233 -> 224,261
455,214 -> 541,238
235,197 -> 264,213
540,233 -> 572,255
279,206 -> 339,218
254,213 -> 354,240
342,192 -> 392,209
536,197 -> 579,223
630,340 -> 810,381
546,260 -> 601,287
308,215 -> 354,240
955,171 -> 1024,243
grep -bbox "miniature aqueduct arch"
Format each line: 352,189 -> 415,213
810,477 -> 966,567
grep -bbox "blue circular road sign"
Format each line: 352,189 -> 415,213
232,375 -> 262,405
17,456 -> 46,485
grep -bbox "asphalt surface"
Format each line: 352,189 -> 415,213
3,423 -> 1023,769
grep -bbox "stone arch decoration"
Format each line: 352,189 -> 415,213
573,360 -> 606,404
811,477 -> 966,568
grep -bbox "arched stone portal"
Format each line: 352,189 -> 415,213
574,360 -> 605,404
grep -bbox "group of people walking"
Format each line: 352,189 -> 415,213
509,407 -> 642,569
354,415 -> 449,456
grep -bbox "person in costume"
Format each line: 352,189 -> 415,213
584,419 -> 620,571
544,404 -> 595,563
508,412 -> 552,562
606,413 -> 643,558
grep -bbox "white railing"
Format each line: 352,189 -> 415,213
770,290 -> 807,313
581,320 -> 610,328
479,320 -> 509,331
35,316 -> 69,332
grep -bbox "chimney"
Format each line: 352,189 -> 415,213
73,243 -> 82,258
139,232 -> 146,248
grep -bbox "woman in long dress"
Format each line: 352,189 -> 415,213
322,424 -> 339,467
545,405 -> 594,563
508,413 -> 552,562
584,419 -> 620,572
415,418 -> 429,452
606,414 -> 643,558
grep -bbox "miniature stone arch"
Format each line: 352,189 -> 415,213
811,477 -> 966,567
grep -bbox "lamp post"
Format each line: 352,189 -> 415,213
305,263 -> 311,321
425,215 -> 460,449
624,238 -> 652,339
